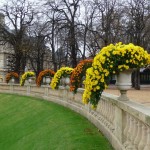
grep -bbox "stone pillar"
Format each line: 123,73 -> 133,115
27,85 -> 31,95
44,85 -> 49,97
114,106 -> 123,143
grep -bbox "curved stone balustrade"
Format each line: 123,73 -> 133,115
0,83 -> 150,150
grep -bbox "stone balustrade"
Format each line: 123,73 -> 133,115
0,83 -> 149,150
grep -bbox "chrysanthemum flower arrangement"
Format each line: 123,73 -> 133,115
50,67 -> 74,89
20,71 -> 35,86
5,72 -> 19,83
36,69 -> 55,86
83,42 -> 150,107
70,59 -> 93,93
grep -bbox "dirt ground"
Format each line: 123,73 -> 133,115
104,85 -> 150,107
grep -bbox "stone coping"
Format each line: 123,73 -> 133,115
102,92 -> 150,126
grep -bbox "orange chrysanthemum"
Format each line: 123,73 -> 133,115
5,72 -> 19,83
70,59 -> 93,93
36,69 -> 55,86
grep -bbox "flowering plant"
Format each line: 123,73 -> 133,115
20,71 -> 35,86
83,42 -> 150,107
50,67 -> 74,89
5,72 -> 19,83
70,59 -> 93,93
36,69 -> 55,86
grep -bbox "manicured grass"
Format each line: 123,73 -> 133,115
0,93 -> 113,150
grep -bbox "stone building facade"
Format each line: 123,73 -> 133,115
0,13 -> 52,82
0,13 -> 12,82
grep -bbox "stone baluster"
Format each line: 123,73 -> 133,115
111,104 -> 114,122
101,100 -> 108,125
105,101 -> 109,119
108,102 -> 112,122
144,125 -> 150,150
105,101 -> 110,126
109,103 -> 114,125
128,116 -> 134,141
100,100 -> 105,123
109,102 -> 112,121
130,118 -> 138,147
44,86 -> 49,96
98,100 -> 103,114
103,101 -> 108,124
111,104 -> 115,126
103,101 -> 106,117
127,116 -> 138,149
123,113 -> 130,147
98,99 -> 114,132
99,100 -> 105,121
134,121 -> 142,149
105,101 -> 108,116
108,102 -> 112,123
110,104 -> 115,133
27,85 -> 31,95
100,100 -> 104,114
98,100 -> 101,113
126,115 -> 133,148
103,100 -> 106,117
138,124 -> 148,150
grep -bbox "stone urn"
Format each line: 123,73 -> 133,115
28,77 -> 35,84
45,76 -> 51,85
116,69 -> 133,101
60,77 -> 70,86
10,77 -> 15,83
61,77 -> 65,85
65,77 -> 70,86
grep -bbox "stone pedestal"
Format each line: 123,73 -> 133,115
116,69 -> 132,101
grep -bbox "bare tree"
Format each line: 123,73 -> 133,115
0,0 -> 35,74
26,21 -> 50,76
93,0 -> 118,46
124,0 -> 150,89
46,0 -> 81,68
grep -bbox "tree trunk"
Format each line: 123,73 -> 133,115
14,54 -> 22,74
70,26 -> 77,68
133,69 -> 140,90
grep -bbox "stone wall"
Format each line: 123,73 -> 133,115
0,83 -> 149,150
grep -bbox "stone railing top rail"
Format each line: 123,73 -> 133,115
70,87 -> 150,126
102,92 -> 150,126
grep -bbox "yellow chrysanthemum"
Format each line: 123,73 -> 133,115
82,42 -> 150,108
50,67 -> 73,89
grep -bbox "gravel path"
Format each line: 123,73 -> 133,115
104,85 -> 150,107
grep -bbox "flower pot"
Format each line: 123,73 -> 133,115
116,69 -> 133,101
11,77 -> 15,83
28,78 -> 32,83
61,77 -> 65,85
45,76 -> 51,85
28,77 -> 35,84
65,77 -> 70,85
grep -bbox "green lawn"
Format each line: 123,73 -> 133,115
0,93 -> 113,150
